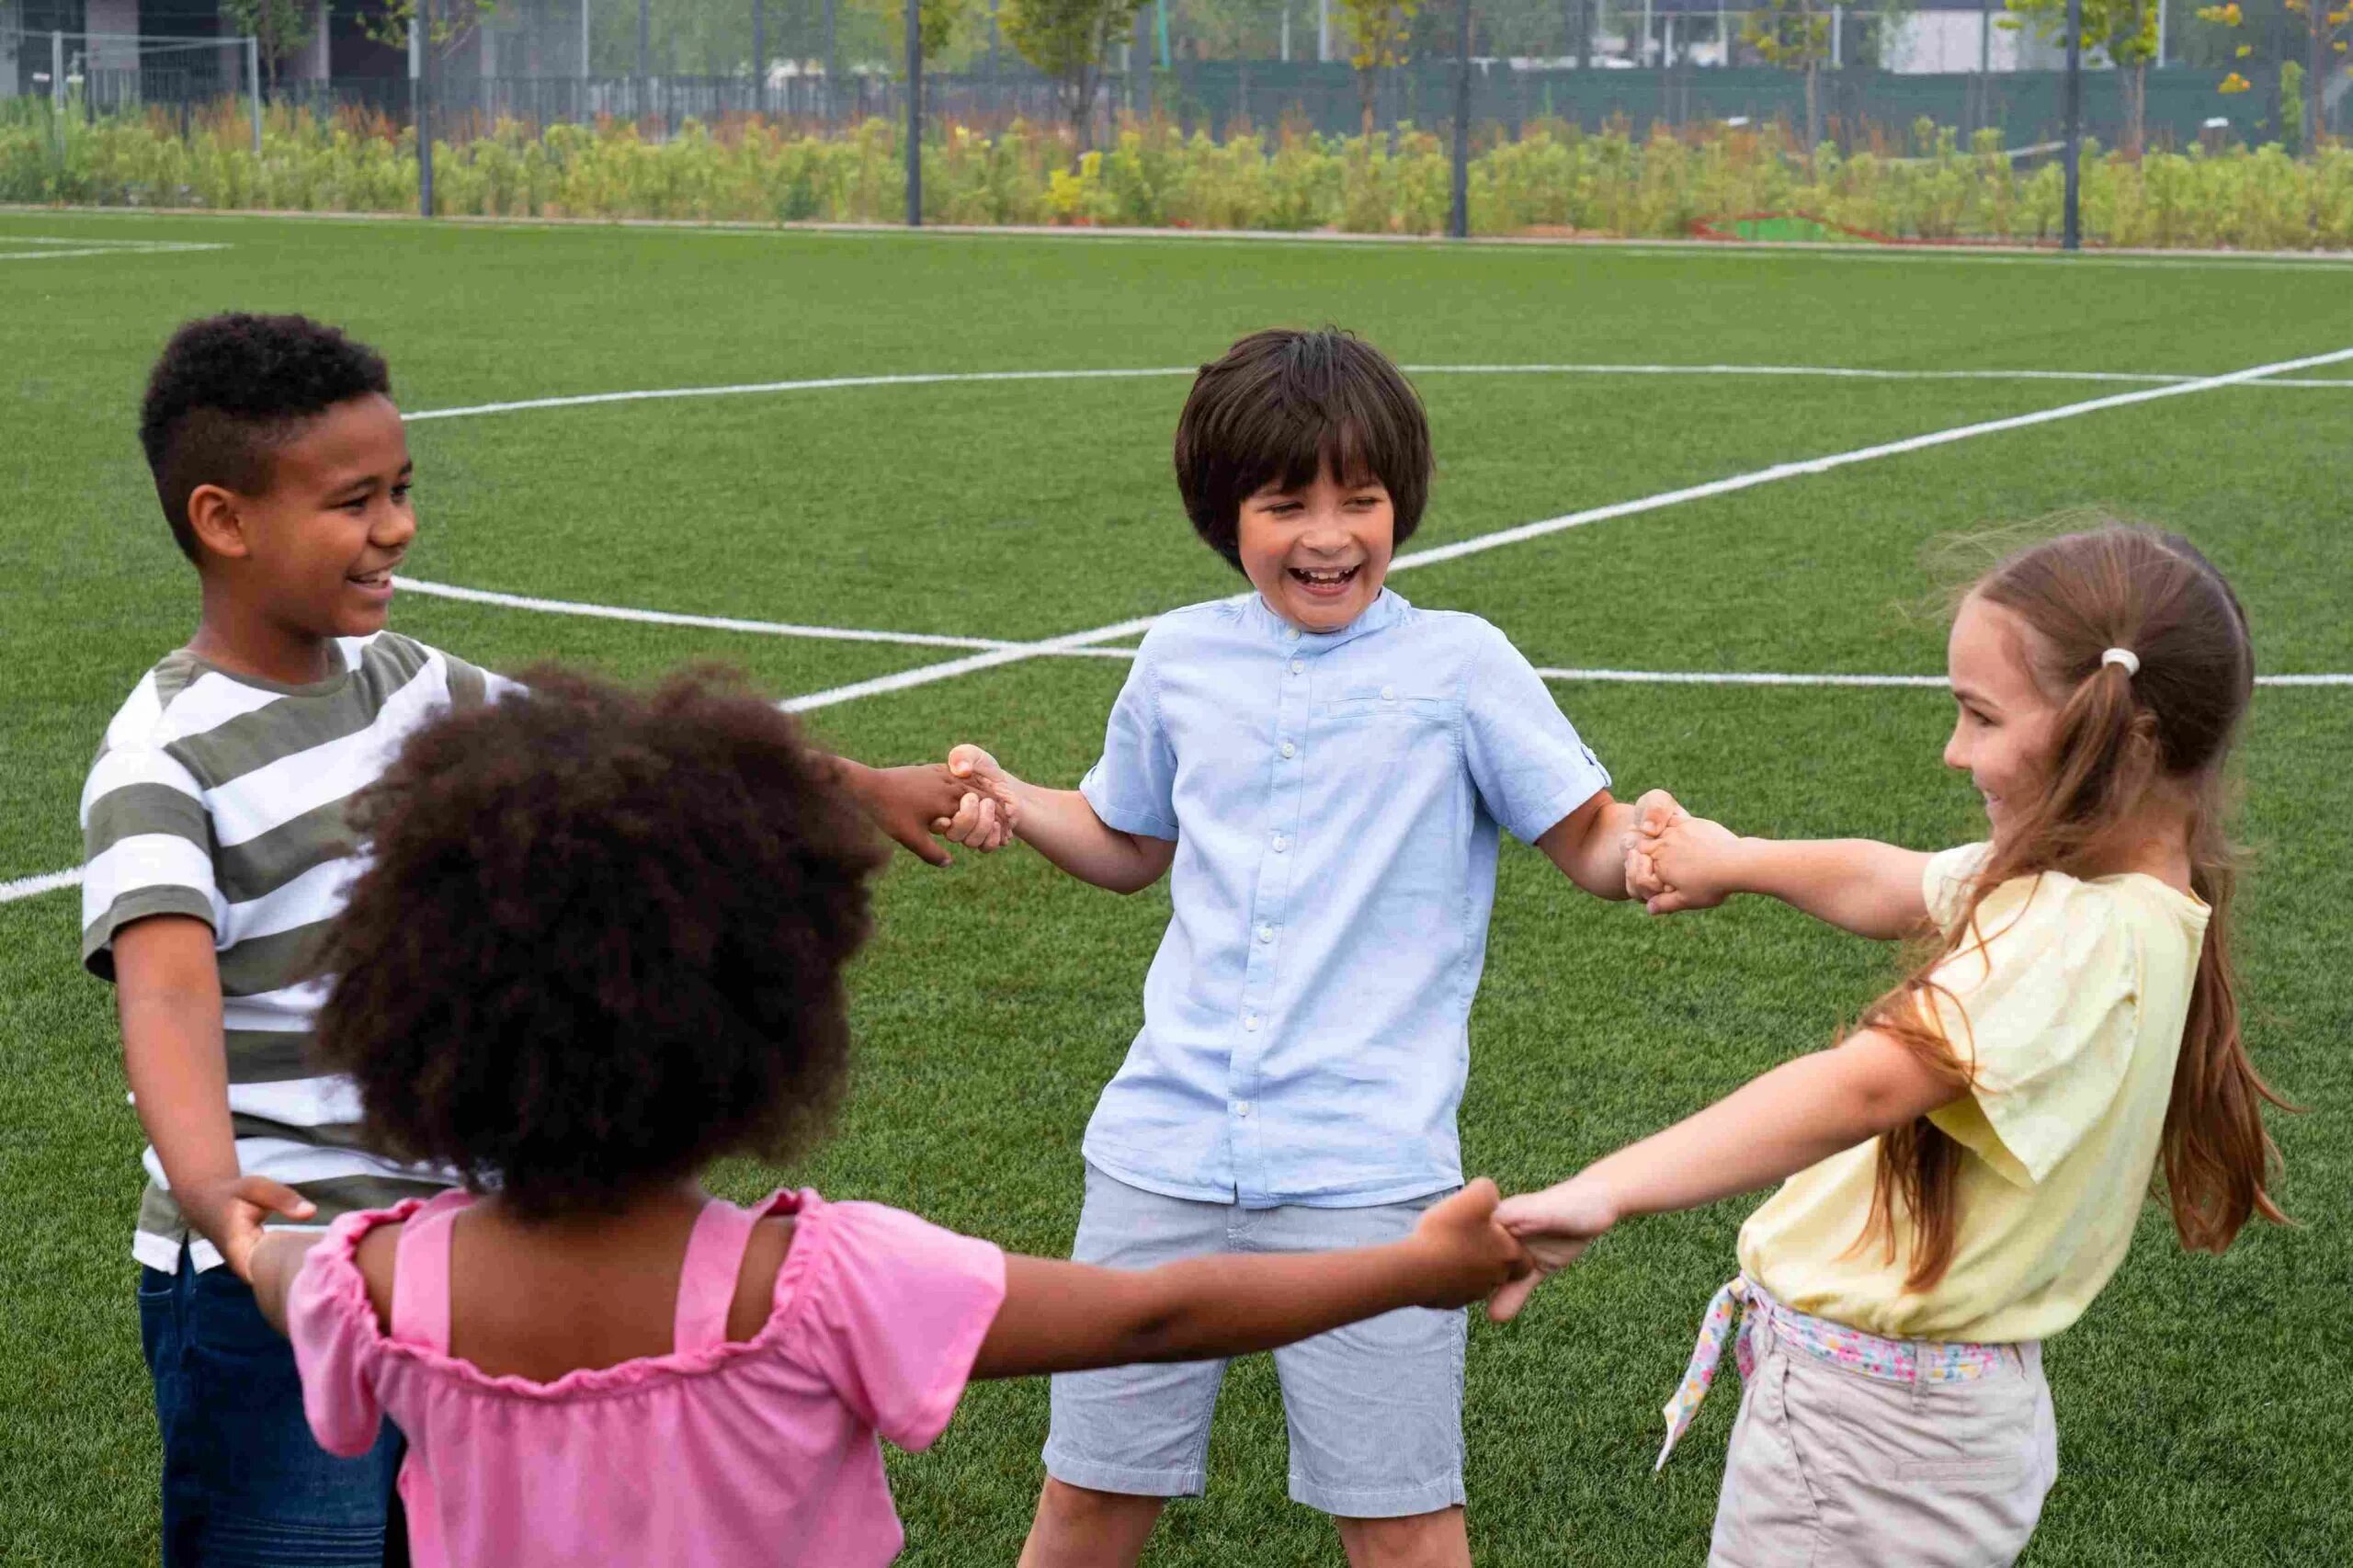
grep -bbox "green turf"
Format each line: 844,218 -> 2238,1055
3,210 -> 2349,1564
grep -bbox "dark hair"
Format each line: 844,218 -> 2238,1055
311,667 -> 888,1222
1173,328 -> 1432,571
1862,525 -> 2288,1290
138,313 -> 393,563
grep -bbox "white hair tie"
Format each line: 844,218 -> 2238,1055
2102,647 -> 2141,676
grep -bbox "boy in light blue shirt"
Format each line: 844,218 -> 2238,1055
945,328 -> 1669,1567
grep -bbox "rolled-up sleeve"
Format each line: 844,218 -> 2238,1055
1461,627 -> 1610,843
1078,636 -> 1179,842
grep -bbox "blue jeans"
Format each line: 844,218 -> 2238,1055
139,1253 -> 404,1566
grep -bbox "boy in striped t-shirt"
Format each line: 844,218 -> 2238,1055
86,313 -> 991,1564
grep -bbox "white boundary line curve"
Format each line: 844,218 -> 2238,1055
11,345 -> 2352,906
401,362 -> 2353,423
1,241 -> 230,262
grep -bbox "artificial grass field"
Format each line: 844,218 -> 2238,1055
3,210 -> 2350,1564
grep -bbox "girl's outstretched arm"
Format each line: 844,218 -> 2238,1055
1639,813 -> 1934,939
1486,1029 -> 1962,1320
972,1181 -> 1530,1379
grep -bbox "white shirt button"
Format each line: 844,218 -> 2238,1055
1257,924 -> 1275,943
1244,1013 -> 1260,1031
1285,628 -> 1302,642
1381,685 -> 1397,701
1290,660 -> 1304,676
1234,1101 -> 1253,1118
1272,835 -> 1290,852
1280,741 -> 1297,759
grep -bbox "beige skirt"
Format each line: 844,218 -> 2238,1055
1708,1306 -> 2059,1568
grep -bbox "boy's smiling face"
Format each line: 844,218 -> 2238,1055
195,392 -> 415,650
1234,462 -> 1396,633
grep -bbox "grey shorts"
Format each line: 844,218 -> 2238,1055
1042,1163 -> 1467,1519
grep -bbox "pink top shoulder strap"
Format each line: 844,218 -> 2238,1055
672,1198 -> 768,1355
391,1188 -> 474,1355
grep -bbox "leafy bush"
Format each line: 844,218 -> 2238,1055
4,100 -> 2349,250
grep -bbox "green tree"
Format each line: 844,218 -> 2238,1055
1743,0 -> 1830,149
2007,0 -> 2161,157
222,0 -> 315,86
1000,0 -> 1139,147
2199,0 -> 2348,148
1337,0 -> 1418,134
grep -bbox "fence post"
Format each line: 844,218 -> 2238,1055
905,0 -> 921,226
247,36 -> 263,157
753,0 -> 766,115
51,28 -> 62,109
824,0 -> 836,124
1449,0 -> 1471,237
2062,0 -> 2082,250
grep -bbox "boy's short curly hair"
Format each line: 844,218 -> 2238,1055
138,312 -> 393,563
311,667 -> 887,1222
1173,328 -> 1433,572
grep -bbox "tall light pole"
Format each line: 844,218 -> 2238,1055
753,0 -> 766,114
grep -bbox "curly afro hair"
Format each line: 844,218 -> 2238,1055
138,313 -> 393,563
311,666 -> 888,1222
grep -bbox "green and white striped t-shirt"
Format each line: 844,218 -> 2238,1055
82,631 -> 511,1274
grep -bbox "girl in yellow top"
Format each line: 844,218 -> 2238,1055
1490,526 -> 2289,1568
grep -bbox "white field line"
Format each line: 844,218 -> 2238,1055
399,363 -> 2353,424
779,341 -> 2353,712
0,235 -> 232,262
392,575 -> 1136,658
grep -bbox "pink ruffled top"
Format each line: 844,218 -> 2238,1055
287,1187 -> 1006,1568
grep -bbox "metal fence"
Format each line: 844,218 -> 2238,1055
256,62 -> 2256,153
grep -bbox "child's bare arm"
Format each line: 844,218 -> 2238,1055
248,1230 -> 326,1335
115,915 -> 317,1281
1642,815 -> 1933,938
941,744 -> 1175,894
1536,789 -> 1683,900
1486,1029 -> 1962,1319
971,1180 -> 1529,1379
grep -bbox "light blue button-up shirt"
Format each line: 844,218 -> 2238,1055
1077,588 -> 1611,1209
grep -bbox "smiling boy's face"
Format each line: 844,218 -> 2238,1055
202,392 -> 416,645
1233,462 -> 1396,633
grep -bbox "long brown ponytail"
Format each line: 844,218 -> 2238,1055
1860,526 -> 2290,1290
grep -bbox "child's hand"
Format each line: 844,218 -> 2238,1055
1640,813 -> 1745,915
1404,1178 -> 1534,1310
191,1173 -> 317,1282
939,744 -> 1024,851
837,761 -> 1000,866
1485,1176 -> 1619,1322
1621,789 -> 1688,902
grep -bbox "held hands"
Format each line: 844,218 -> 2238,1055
1633,812 -> 1745,915
187,1173 -> 317,1282
1484,1176 -> 1620,1322
1404,1178 -> 1536,1310
845,761 -> 1013,866
937,744 -> 1025,851
1619,790 -> 1746,916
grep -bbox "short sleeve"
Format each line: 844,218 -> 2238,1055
286,1215 -> 389,1459
795,1201 -> 1007,1452
1077,638 -> 1179,842
80,742 -> 222,981
1921,874 -> 2140,1187
1461,626 -> 1611,844
1921,842 -> 1994,934
433,648 -> 520,710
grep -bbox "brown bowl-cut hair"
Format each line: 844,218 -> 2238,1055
309,666 -> 887,1222
1173,328 -> 1433,572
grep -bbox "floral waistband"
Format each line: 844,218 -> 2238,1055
1654,1277 -> 2015,1471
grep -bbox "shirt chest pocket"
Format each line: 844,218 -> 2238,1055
1314,685 -> 1455,735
